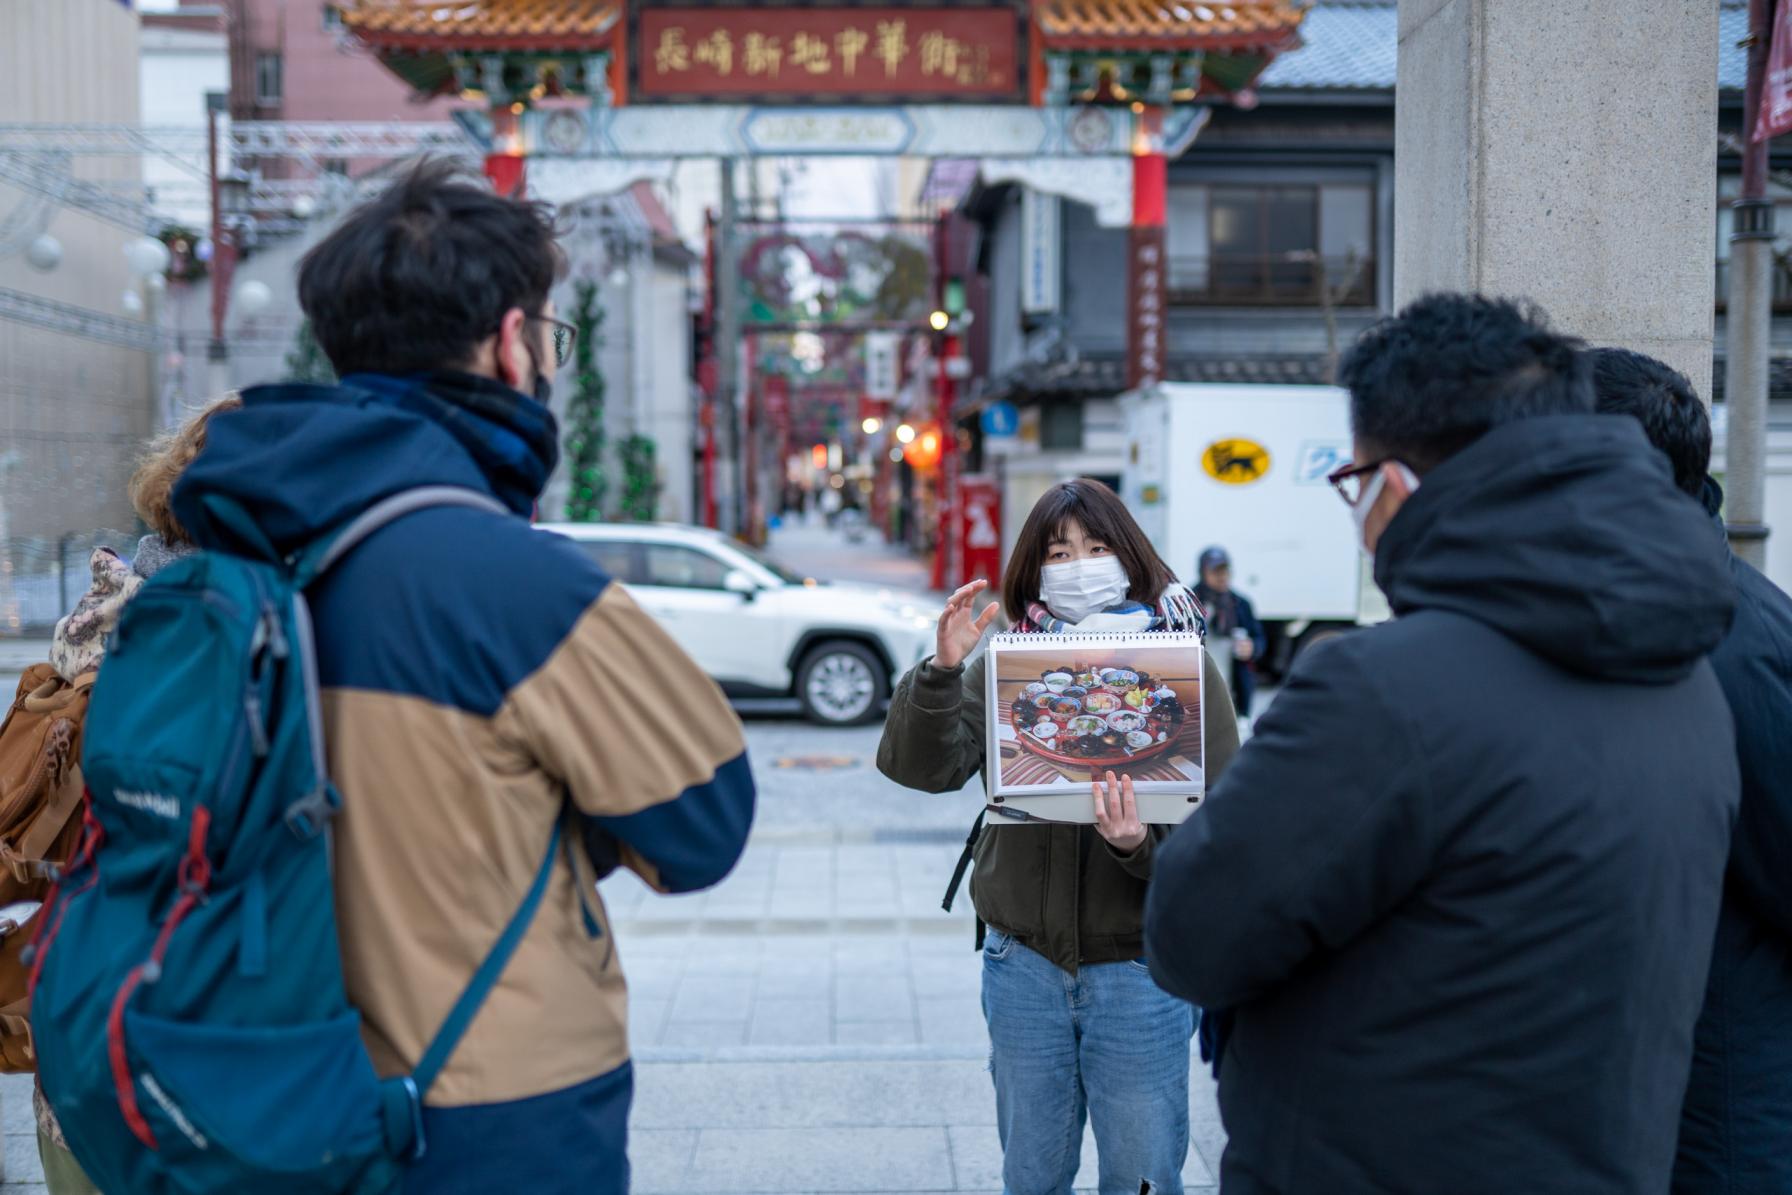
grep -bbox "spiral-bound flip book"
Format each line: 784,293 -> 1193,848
984,630 -> 1206,826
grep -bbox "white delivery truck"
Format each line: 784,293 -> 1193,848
1120,382 -> 1375,676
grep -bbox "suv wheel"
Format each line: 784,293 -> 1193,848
796,640 -> 887,726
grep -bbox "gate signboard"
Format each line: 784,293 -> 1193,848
636,6 -> 1024,103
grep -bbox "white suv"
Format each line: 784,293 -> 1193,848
537,522 -> 939,725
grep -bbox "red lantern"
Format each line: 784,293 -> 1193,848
906,426 -> 943,471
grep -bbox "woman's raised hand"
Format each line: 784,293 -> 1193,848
1093,771 -> 1147,853
935,579 -> 1001,671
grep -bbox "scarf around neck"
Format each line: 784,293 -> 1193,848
1016,584 -> 1206,636
340,370 -> 560,516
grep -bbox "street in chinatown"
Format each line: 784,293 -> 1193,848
3,0 -> 1787,1192
0,523 -> 1227,1195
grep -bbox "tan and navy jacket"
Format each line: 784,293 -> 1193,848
173,371 -> 756,1190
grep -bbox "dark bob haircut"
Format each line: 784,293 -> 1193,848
1001,479 -> 1177,623
1587,347 -> 1710,498
1339,293 -> 1593,474
296,158 -> 565,378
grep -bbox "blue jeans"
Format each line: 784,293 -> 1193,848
981,929 -> 1194,1195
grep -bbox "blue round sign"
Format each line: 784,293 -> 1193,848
981,401 -> 1020,438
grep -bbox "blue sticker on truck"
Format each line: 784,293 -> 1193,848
1295,442 -> 1350,486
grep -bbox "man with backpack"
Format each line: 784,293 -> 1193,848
31,161 -> 756,1194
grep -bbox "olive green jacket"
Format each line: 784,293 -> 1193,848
877,650 -> 1240,973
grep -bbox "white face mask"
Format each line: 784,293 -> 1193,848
1040,556 -> 1131,624
1353,463 -> 1421,557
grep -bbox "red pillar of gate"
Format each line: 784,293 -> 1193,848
1127,106 -> 1168,392
929,215 -> 957,592
744,335 -> 762,545
484,107 -> 527,197
699,210 -> 720,529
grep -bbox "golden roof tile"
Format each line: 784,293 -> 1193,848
1037,0 -> 1307,48
341,0 -> 619,48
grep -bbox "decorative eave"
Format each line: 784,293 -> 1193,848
1036,0 -> 1307,53
975,352 -> 1332,407
1033,1 -> 1308,104
340,1 -> 621,53
340,1 -> 622,102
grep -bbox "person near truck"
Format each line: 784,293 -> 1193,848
1144,294 -> 1739,1194
1589,346 -> 1792,1195
877,478 -> 1239,1195
1193,546 -> 1265,717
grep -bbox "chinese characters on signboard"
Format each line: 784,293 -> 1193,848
1760,0 -> 1792,141
1022,189 -> 1062,315
638,8 -> 1021,101
1127,227 -> 1167,390
864,331 -> 901,400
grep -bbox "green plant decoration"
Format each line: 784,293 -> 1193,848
284,319 -> 335,384
619,434 -> 658,523
563,280 -> 609,522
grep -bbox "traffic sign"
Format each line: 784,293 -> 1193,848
981,401 -> 1019,437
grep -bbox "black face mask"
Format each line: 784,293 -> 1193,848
524,340 -> 553,406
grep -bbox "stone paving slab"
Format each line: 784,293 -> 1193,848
628,1057 -> 1222,1194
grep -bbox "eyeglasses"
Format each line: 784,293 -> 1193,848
1327,459 -> 1391,508
528,314 -> 579,369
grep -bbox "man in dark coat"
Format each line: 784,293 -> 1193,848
1590,347 -> 1792,1195
1193,546 -> 1266,717
1144,294 -> 1740,1195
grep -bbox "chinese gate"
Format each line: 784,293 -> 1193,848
339,0 -> 1306,582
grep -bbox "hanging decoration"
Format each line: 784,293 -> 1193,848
563,280 -> 609,522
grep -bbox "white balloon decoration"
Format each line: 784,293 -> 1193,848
124,236 -> 171,278
25,233 -> 62,272
233,279 -> 273,320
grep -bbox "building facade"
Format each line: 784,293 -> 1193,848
954,0 -> 1786,581
0,0 -> 156,630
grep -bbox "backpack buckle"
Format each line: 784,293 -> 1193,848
282,788 -> 339,840
404,1076 -> 427,1161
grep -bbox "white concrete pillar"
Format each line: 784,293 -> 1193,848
1395,0 -> 1719,398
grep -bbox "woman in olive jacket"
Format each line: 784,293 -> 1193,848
878,479 -> 1238,1195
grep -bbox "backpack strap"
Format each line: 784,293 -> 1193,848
941,810 -> 983,915
294,486 -> 510,587
279,486 -> 512,839
388,818 -> 563,1162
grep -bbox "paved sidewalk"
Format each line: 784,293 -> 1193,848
618,922 -> 1224,1194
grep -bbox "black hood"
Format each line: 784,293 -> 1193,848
1375,415 -> 1735,683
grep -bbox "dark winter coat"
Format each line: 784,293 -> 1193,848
1673,481 -> 1792,1195
1146,416 -> 1740,1195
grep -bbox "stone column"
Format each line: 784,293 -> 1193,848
1395,0 -> 1718,398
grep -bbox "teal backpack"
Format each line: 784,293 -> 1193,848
29,486 -> 550,1194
